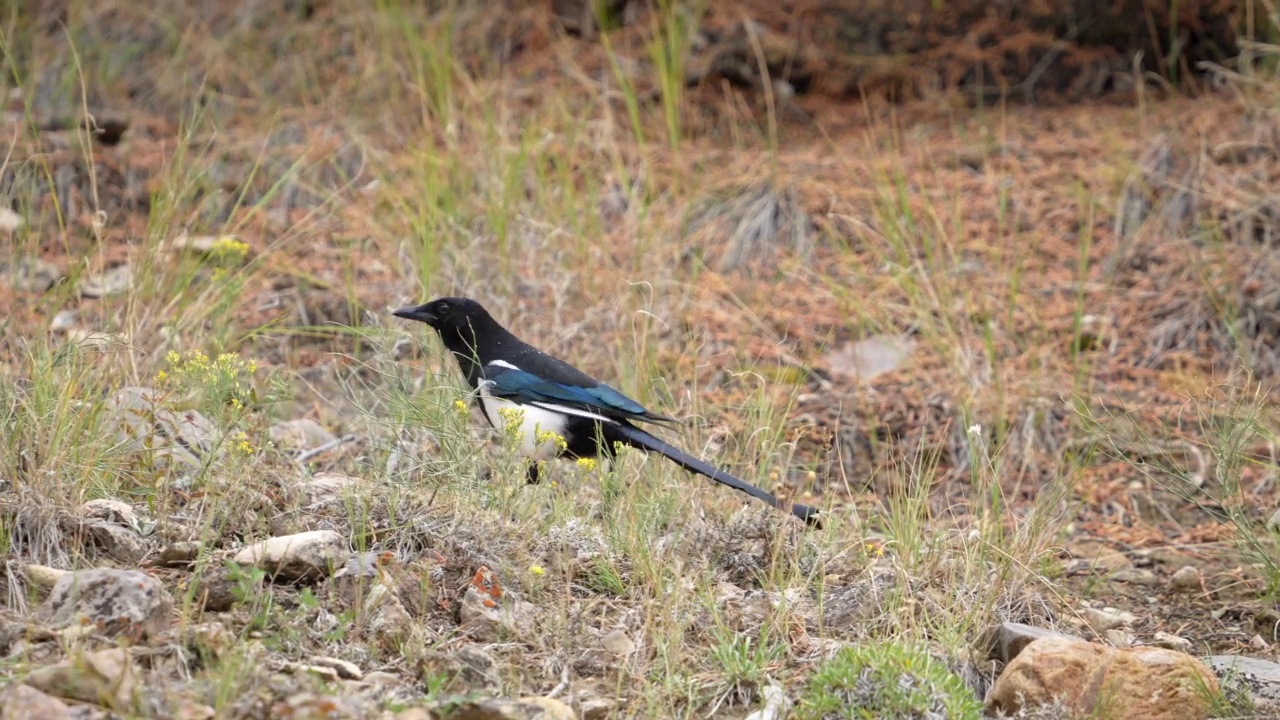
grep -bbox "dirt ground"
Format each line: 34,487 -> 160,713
5,0 -> 1280,710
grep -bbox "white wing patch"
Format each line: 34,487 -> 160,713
529,401 -> 615,424
488,359 -> 519,371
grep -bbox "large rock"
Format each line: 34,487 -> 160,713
23,648 -> 136,710
234,530 -> 350,582
105,387 -> 217,471
269,419 -> 336,453
1205,655 -> 1280,711
40,569 -> 173,641
0,684 -> 73,719
986,636 -> 1218,720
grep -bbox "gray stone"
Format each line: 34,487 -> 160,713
23,648 -> 136,710
40,568 -> 173,641
1169,565 -> 1201,592
1,684 -> 72,720
106,387 -> 217,471
269,419 -> 336,452
156,541 -> 203,568
78,264 -> 133,298
2,256 -> 60,293
1205,655 -> 1280,702
233,530 -> 349,582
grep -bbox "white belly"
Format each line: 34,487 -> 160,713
477,385 -> 569,461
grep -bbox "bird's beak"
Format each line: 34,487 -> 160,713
392,304 -> 437,325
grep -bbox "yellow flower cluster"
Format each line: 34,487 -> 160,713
496,406 -> 525,438
535,428 -> 568,453
208,235 -> 250,264
160,349 -> 257,384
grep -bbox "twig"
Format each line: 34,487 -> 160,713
295,434 -> 356,464
546,664 -> 570,699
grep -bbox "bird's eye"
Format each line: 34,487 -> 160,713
437,302 -> 450,314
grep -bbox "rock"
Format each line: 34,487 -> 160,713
78,264 -> 133,298
821,335 -> 914,381
156,541 -> 203,568
302,472 -> 360,506
173,699 -> 216,720
1104,628 -> 1133,647
1,684 -> 72,719
600,629 -> 635,656
1205,655 -> 1280,708
363,671 -> 401,687
23,648 -> 136,710
269,419 -> 336,453
986,636 -> 1218,720
41,568 -> 173,641
574,690 -> 613,720
451,645 -> 501,689
437,696 -> 575,720
185,621 -> 234,660
1,256 -> 60,293
308,656 -> 362,680
106,387 -> 217,471
0,208 -> 23,233
1152,631 -> 1192,651
23,564 -> 70,589
982,622 -> 1077,664
233,530 -> 349,582
459,567 -> 534,642
460,593 -> 536,643
1268,507 -> 1280,531
1082,607 -> 1134,634
192,567 -> 239,613
81,499 -> 138,529
367,586 -> 414,644
82,518 -> 147,564
395,709 -> 435,720
743,682 -> 790,720
1169,565 -> 1201,592
50,311 -> 77,333
284,661 -> 341,683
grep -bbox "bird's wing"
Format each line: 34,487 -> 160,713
483,361 -> 669,425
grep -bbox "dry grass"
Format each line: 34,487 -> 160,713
1,1 -> 1279,718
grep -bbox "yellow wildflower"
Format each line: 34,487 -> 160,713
529,565 -> 545,576
536,428 -> 568,453
575,457 -> 597,472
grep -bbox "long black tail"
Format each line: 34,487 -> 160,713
612,424 -> 823,528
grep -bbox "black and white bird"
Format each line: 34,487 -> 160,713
393,296 -> 822,528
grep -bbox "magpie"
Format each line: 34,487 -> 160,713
393,296 -> 822,528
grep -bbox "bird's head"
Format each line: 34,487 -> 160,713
392,296 -> 489,332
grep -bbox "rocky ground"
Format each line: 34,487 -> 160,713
4,1 -> 1280,719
